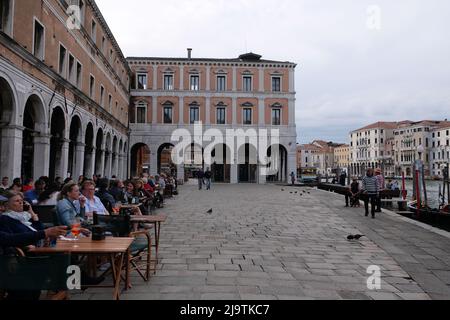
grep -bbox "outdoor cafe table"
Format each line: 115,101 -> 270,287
130,214 -> 167,268
29,237 -> 134,300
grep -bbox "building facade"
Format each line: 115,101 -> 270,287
349,122 -> 398,177
127,51 -> 297,184
334,144 -> 350,173
349,120 -> 450,178
430,123 -> 450,178
0,0 -> 130,181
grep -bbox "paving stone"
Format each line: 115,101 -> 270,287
82,184 -> 450,301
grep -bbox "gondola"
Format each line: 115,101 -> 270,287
407,201 -> 450,228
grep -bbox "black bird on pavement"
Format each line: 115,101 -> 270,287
207,209 -> 213,214
347,234 -> 365,240
281,189 -> 285,192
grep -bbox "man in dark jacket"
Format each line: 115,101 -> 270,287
197,169 -> 205,190
204,168 -> 212,190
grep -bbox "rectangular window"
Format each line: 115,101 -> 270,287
136,105 -> 146,124
76,61 -> 82,88
272,77 -> 281,92
137,73 -> 147,89
68,54 -> 75,83
164,75 -> 173,90
108,94 -> 112,112
243,76 -> 252,92
190,75 -> 199,91
217,76 -> 226,91
243,108 -> 252,125
216,108 -> 226,125
100,85 -> 105,107
0,0 -> 13,36
91,19 -> 97,42
58,44 -> 67,76
163,107 -> 173,124
272,109 -> 281,125
33,19 -> 45,60
89,75 -> 95,99
190,107 -> 199,124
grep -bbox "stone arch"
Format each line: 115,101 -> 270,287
49,106 -> 67,181
21,94 -> 47,180
68,115 -> 82,178
95,128 -> 104,176
130,143 -> 151,178
266,144 -> 288,183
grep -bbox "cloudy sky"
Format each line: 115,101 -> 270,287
96,0 -> 450,144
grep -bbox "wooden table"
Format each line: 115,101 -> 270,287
120,204 -> 141,209
29,237 -> 134,300
130,215 -> 167,270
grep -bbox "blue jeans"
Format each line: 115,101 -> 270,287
198,178 -> 203,190
206,179 -> 211,190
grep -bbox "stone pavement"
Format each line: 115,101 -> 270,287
75,184 -> 450,300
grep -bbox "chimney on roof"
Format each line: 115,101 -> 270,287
187,48 -> 192,59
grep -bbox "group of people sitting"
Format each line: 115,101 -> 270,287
0,172 -> 178,300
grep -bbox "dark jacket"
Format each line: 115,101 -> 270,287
0,216 -> 45,250
96,189 -> 117,208
0,230 -> 46,249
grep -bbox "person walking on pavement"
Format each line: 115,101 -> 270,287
204,168 -> 212,190
197,169 -> 205,190
290,172 -> 296,186
362,168 -> 379,218
374,168 -> 385,213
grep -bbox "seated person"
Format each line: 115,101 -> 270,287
37,183 -> 60,206
109,180 -> 125,202
56,182 -> 88,229
75,180 -> 109,216
0,194 -> 7,214
95,178 -> 116,211
0,191 -> 67,250
23,179 -> 46,204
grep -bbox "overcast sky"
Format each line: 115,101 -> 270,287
96,0 -> 450,144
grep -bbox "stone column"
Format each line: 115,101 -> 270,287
97,149 -> 105,176
289,68 -> 295,93
179,66 -> 184,91
232,67 -> 237,91
258,67 -> 264,92
33,133 -> 51,179
0,125 -> 23,180
230,164 -> 238,184
85,147 -> 95,179
179,96 -> 184,124
60,139 -> 70,179
73,142 -> 86,179
206,66 -> 211,91
152,66 -> 158,90
152,98 -> 157,124
105,151 -> 112,178
288,98 -> 295,126
113,152 -> 119,177
205,97 -> 211,125
232,98 -> 237,125
177,163 -> 185,183
258,98 -> 265,125
150,152 -> 158,177
258,164 -> 266,185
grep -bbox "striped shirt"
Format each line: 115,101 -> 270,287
362,176 -> 379,194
